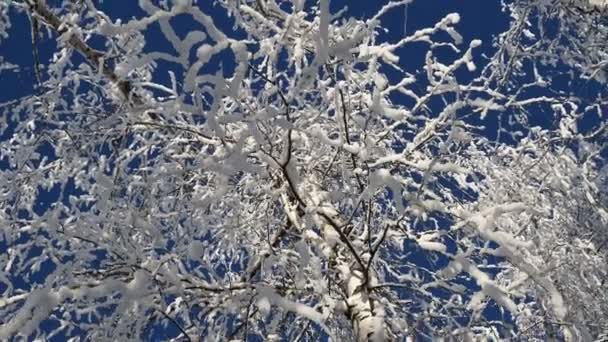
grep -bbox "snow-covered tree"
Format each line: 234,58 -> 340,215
466,136 -> 608,340
0,0 -> 605,341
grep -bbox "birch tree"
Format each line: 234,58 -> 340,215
0,0 -> 606,341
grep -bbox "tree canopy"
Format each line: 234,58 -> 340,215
0,0 -> 606,341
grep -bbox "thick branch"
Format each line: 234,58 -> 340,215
28,0 -> 135,101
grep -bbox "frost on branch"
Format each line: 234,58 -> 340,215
465,140 -> 608,340
0,0 -> 607,341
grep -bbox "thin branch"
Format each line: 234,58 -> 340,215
131,121 -> 220,145
155,308 -> 193,342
